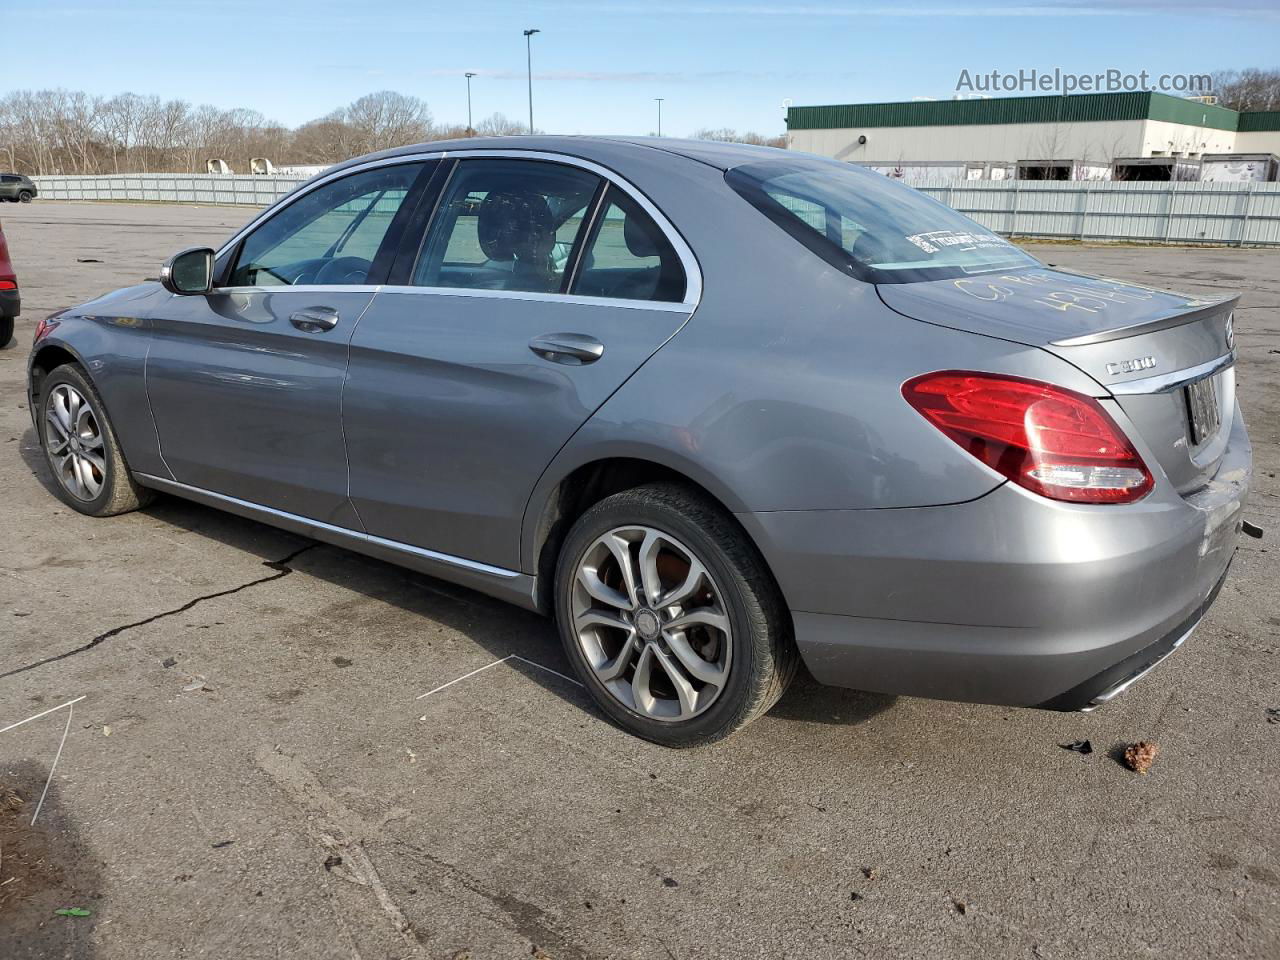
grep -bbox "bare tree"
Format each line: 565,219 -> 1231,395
476,112 -> 525,136
1211,68 -> 1280,112
691,127 -> 785,148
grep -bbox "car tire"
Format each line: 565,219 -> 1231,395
0,316 -> 12,348
37,363 -> 154,517
18,190 -> 34,203
554,482 -> 798,747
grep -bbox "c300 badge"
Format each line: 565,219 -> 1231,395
1105,356 -> 1157,376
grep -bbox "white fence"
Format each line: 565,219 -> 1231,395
29,172 -> 1280,247
914,179 -> 1280,246
31,173 -> 307,206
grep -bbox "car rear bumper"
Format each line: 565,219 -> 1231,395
0,288 -> 18,318
738,404 -> 1252,709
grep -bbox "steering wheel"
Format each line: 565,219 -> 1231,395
312,256 -> 373,285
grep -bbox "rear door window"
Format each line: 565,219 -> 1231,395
413,158 -> 600,294
571,186 -> 686,303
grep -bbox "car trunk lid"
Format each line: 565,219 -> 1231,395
877,267 -> 1238,495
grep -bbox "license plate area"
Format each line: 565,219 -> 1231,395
1184,374 -> 1222,446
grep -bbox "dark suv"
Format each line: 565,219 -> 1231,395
0,174 -> 37,203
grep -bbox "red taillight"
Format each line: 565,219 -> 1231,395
0,279 -> 15,290
34,315 -> 61,343
902,371 -> 1153,504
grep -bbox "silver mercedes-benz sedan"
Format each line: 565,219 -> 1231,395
27,137 -> 1251,745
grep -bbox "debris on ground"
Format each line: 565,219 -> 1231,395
1265,708 -> 1280,725
952,899 -> 968,915
850,891 -> 864,902
54,907 -> 92,917
323,854 -> 343,872
1123,741 -> 1159,774
182,675 -> 214,692
102,725 -> 112,737
211,840 -> 235,849
862,866 -> 879,880
532,948 -> 552,959
332,656 -> 353,668
450,951 -> 473,960
1060,740 -> 1093,755
75,258 -> 103,263
161,657 -> 177,668
661,877 -> 678,888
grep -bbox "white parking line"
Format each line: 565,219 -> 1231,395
416,655 -> 582,700
1,695 -> 86,825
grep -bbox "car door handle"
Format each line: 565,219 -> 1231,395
289,307 -> 340,333
528,333 -> 604,365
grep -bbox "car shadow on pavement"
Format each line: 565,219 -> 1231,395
18,426 -> 899,731
0,761 -> 102,960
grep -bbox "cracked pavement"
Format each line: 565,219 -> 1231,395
1,203 -> 1278,959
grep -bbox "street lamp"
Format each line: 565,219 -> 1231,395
654,98 -> 664,137
523,28 -> 540,134
464,72 -> 476,134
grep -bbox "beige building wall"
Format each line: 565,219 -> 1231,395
1138,119 -> 1237,156
790,119 -> 1238,165
1236,130 -> 1280,155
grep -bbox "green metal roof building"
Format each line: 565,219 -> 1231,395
785,92 -> 1280,181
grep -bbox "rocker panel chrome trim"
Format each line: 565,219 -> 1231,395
133,473 -> 521,579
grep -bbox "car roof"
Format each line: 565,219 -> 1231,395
323,135 -> 788,178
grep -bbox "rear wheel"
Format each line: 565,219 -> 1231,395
554,482 -> 797,747
37,364 -> 153,516
0,316 -> 12,347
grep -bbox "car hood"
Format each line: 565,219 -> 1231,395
72,281 -> 170,318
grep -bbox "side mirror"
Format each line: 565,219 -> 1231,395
160,247 -> 215,295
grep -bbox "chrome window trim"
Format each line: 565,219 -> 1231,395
207,284 -> 383,295
375,284 -> 693,313
214,147 -> 703,308
201,283 -> 692,313
1107,351 -> 1235,396
133,473 -> 521,580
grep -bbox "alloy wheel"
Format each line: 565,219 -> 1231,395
571,525 -> 732,721
44,383 -> 106,501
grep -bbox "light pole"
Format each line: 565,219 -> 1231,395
464,72 -> 476,134
654,98 -> 664,136
523,28 -> 540,134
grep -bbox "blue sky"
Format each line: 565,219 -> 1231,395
11,1 -> 1279,135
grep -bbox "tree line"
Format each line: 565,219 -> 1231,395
0,88 -> 784,176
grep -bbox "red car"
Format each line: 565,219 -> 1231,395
0,216 -> 18,345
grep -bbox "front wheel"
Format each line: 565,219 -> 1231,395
554,482 -> 798,747
37,364 -> 153,516
18,190 -> 34,203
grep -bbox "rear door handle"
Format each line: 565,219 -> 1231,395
289,306 -> 340,333
529,332 -> 604,365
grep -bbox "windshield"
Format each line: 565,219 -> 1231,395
725,157 -> 1038,284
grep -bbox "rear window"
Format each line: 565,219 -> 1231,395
725,158 -> 1036,284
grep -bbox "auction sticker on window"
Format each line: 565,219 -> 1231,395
906,230 -> 1011,255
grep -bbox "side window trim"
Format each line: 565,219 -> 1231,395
387,159 -> 457,287
559,179 -> 609,295
212,149 -> 702,306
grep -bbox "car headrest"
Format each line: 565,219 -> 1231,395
623,212 -> 660,258
477,190 -> 556,262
